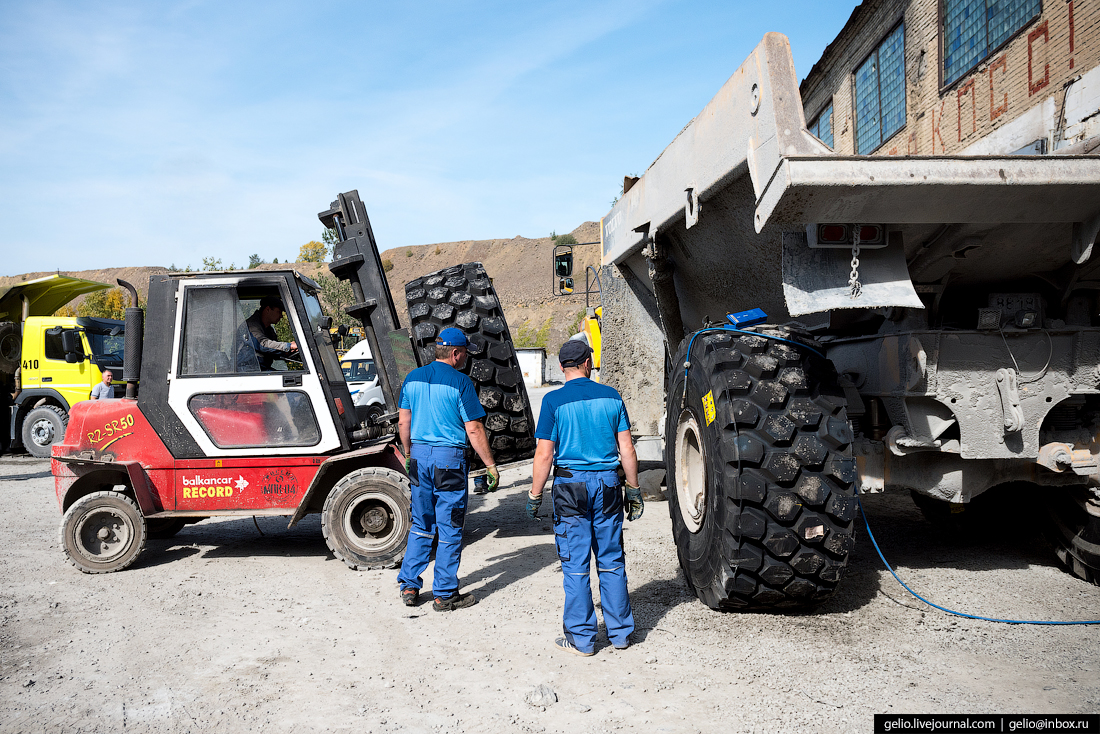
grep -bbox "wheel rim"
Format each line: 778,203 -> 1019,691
342,490 -> 405,555
30,417 -> 56,447
73,507 -> 135,564
675,410 -> 707,533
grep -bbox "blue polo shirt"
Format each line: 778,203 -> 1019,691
535,378 -> 630,471
400,361 -> 486,447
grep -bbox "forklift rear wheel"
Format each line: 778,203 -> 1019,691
322,467 -> 412,570
22,405 -> 67,458
146,518 -> 188,539
60,491 -> 147,573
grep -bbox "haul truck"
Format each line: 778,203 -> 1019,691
51,190 -> 535,573
558,34 -> 1100,610
0,275 -> 124,458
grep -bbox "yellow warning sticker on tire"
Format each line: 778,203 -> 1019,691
702,390 -> 716,426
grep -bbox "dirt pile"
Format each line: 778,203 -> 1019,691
0,222 -> 602,354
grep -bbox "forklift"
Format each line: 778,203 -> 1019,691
51,190 -> 534,573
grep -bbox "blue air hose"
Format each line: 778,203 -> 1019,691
856,492 -> 1100,625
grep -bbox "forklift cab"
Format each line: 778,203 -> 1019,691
149,271 -> 360,458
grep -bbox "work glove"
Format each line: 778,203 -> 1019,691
624,483 -> 644,522
526,491 -> 543,519
404,455 -> 412,476
485,464 -> 500,492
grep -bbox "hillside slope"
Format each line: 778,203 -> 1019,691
0,222 -> 603,355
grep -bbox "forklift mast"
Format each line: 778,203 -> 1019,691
320,191 -> 419,414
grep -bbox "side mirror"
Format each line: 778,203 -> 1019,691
337,324 -> 349,338
317,316 -> 333,331
560,277 -> 574,295
60,330 -> 84,360
554,250 -> 574,277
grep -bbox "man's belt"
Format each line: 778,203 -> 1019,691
553,467 -> 626,479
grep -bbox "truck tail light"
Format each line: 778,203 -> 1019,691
858,225 -> 884,244
819,224 -> 848,243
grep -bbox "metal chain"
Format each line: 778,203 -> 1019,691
848,224 -> 862,299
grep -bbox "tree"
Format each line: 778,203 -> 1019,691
248,254 -> 265,269
73,287 -> 132,320
202,257 -> 222,271
322,227 -> 340,258
315,275 -> 357,328
381,258 -> 394,273
551,232 -> 578,246
272,258 -> 279,264
299,240 -> 326,263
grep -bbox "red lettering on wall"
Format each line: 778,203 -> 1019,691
931,98 -> 946,153
1068,0 -> 1075,69
957,79 -> 976,141
1028,21 -> 1050,95
989,54 -> 1008,120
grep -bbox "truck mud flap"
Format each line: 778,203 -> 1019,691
781,233 -> 924,316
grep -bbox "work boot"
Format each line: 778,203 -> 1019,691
432,592 -> 477,612
400,587 -> 419,607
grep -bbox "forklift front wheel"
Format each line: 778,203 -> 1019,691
60,491 -> 147,573
322,467 -> 412,570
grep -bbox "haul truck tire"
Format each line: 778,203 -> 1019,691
60,491 -> 147,573
405,262 -> 537,466
322,467 -> 412,570
0,321 -> 19,375
1044,487 -> 1100,585
666,329 -> 857,610
22,404 -> 67,458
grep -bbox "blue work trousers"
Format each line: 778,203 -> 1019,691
552,469 -> 635,653
397,444 -> 468,600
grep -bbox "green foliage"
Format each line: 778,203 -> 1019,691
512,317 -> 551,349
570,309 -> 587,335
299,240 -> 327,263
248,254 -> 265,269
202,256 -> 222,271
322,227 -> 339,257
74,287 -> 134,320
435,245 -> 441,255
315,275 -> 358,328
551,232 -> 578,245
382,258 -> 394,273
405,250 -> 413,258
273,258 -> 279,264
274,315 -> 293,344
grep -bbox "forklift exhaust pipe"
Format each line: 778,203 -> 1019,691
117,279 -> 143,400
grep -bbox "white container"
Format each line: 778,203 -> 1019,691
516,348 -> 546,388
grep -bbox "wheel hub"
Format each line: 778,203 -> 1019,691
675,410 -> 707,533
30,418 -> 55,446
344,493 -> 400,553
75,508 -> 133,563
360,506 -> 389,533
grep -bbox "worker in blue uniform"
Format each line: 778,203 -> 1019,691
526,340 -> 644,655
397,327 -> 499,611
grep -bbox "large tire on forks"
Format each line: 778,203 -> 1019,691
666,328 -> 857,610
405,262 -> 536,466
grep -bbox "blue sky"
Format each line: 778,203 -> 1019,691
0,1 -> 856,274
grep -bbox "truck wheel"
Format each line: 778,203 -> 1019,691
405,262 -> 537,466
1044,487 -> 1100,584
666,328 -> 857,610
322,467 -> 412,570
0,322 -> 19,375
60,491 -> 147,573
22,405 -> 67,458
146,518 -> 188,539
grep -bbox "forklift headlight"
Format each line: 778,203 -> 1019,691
1015,309 -> 1038,328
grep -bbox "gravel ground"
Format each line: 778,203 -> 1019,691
1,453 -> 1098,734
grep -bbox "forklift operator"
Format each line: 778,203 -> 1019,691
245,297 -> 299,370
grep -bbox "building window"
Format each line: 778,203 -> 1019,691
809,103 -> 834,148
943,0 -> 1041,86
854,23 -> 906,154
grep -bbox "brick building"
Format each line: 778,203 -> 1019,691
799,0 -> 1099,156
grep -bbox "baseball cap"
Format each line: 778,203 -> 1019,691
436,327 -> 468,347
558,339 -> 593,367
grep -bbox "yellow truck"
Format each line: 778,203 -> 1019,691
0,275 -> 124,457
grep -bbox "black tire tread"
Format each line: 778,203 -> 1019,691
321,466 -> 412,570
22,404 -> 68,458
1044,486 -> 1100,585
666,328 -> 857,610
59,490 -> 147,574
405,263 -> 536,466
0,321 -> 19,375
